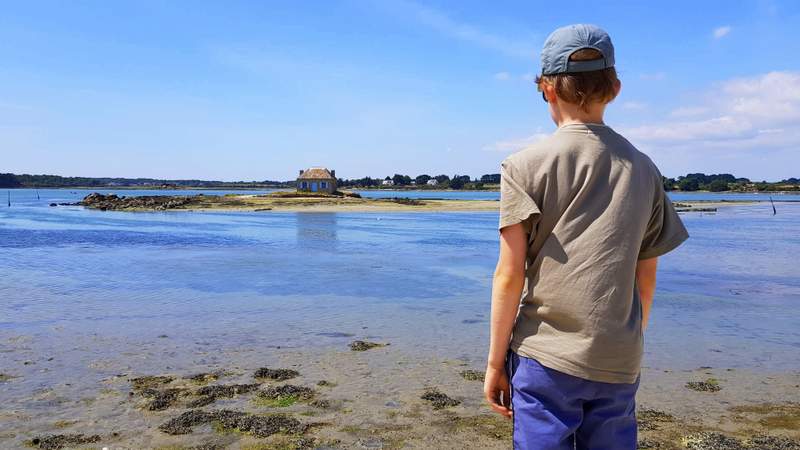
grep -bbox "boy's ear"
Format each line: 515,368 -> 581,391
613,79 -> 622,100
543,84 -> 557,104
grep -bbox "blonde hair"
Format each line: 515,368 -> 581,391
536,48 -> 618,112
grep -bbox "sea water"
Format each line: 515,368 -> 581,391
0,189 -> 798,394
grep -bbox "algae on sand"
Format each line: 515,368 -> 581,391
159,409 -> 306,438
349,340 -> 387,352
685,378 -> 721,392
255,385 -> 315,408
28,433 -> 101,450
421,388 -> 461,409
254,368 -> 299,381
459,370 -> 485,382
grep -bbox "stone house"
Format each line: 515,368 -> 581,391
297,167 -> 337,194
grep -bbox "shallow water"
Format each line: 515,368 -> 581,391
1,189 -> 799,404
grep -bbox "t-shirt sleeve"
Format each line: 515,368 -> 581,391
498,159 -> 541,234
638,184 -> 689,260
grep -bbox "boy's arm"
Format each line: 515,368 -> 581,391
485,223 -> 528,418
636,257 -> 658,331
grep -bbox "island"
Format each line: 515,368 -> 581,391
70,192 -> 745,213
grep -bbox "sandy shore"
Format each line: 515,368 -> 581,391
1,341 -> 798,449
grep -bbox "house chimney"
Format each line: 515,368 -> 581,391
330,170 -> 336,178
299,170 -> 304,176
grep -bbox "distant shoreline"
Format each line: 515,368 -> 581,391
8,186 -> 800,195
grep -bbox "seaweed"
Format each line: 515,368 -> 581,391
254,368 -> 299,381
421,388 -> 460,409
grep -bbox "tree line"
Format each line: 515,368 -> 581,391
2,171 -> 797,192
336,173 -> 502,190
663,173 -> 800,192
0,173 -> 289,189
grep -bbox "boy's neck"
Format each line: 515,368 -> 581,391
552,102 -> 607,128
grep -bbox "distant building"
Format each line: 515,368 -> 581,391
426,179 -> 438,186
297,167 -> 337,194
381,179 -> 394,186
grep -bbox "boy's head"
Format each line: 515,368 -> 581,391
536,24 -> 620,121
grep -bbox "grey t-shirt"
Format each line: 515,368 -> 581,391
499,122 -> 688,384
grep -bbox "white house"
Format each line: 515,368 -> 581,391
381,179 -> 394,186
427,179 -> 438,186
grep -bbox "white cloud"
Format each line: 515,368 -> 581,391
385,0 -> 534,59
494,72 -> 511,81
483,131 -> 549,153
624,71 -> 800,153
713,26 -> 732,39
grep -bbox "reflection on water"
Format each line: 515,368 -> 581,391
296,213 -> 338,251
0,189 -> 798,385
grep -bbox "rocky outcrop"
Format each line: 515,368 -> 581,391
79,193 -> 193,211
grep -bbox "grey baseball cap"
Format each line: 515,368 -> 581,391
540,24 -> 615,75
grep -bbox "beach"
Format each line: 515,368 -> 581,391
1,189 -> 798,449
2,340 -> 799,449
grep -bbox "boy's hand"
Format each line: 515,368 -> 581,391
484,364 -> 512,418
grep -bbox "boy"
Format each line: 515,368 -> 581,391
484,24 -> 688,449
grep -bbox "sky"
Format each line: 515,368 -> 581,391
1,0 -> 799,182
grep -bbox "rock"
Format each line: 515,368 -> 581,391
683,432 -> 745,450
254,367 -> 299,381
637,408 -> 675,431
184,372 -> 220,384
140,387 -> 186,411
310,399 -> 331,409
79,193 -> 193,211
28,433 -> 101,450
459,370 -> 485,382
49,203 -> 57,207
159,409 -> 305,437
189,383 -> 260,407
258,384 -> 315,401
686,378 -> 722,392
130,375 -> 173,391
349,340 -> 386,351
421,388 -> 460,409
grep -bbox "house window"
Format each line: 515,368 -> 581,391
321,182 -> 327,189
301,181 -> 308,189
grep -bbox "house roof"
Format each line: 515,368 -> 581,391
298,167 -> 335,180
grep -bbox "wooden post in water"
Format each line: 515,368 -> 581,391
7,190 -> 10,207
769,196 -> 777,215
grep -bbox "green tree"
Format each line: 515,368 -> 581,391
707,179 -> 729,192
678,178 -> 700,191
415,174 -> 431,185
434,174 -> 450,184
449,175 -> 471,190
480,173 -> 501,183
0,173 -> 21,188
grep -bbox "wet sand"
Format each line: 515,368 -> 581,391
2,338 -> 798,449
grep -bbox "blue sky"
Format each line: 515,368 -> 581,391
1,0 -> 798,181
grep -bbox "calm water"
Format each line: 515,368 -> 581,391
1,189 -> 798,390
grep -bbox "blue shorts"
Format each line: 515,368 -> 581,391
507,351 -> 639,450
